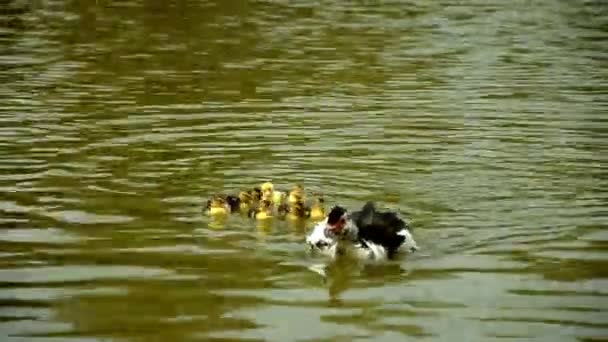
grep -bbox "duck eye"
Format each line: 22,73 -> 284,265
339,218 -> 345,225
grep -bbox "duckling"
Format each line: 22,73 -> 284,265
288,184 -> 305,204
261,181 -> 274,200
286,199 -> 310,220
205,195 -> 230,216
238,187 -> 263,211
309,196 -> 326,221
205,194 -> 239,215
261,181 -> 286,206
238,190 -> 253,211
249,199 -> 274,220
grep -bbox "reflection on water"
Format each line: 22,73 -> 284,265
1,0 -> 607,341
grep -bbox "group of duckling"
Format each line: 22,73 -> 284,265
205,182 -> 326,222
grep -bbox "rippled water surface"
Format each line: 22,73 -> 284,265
1,1 -> 607,341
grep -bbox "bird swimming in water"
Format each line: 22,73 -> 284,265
238,187 -> 262,212
273,185 -> 323,220
205,194 -> 240,216
261,181 -> 286,207
283,199 -> 309,220
306,202 -> 419,262
249,199 -> 274,220
288,184 -> 305,204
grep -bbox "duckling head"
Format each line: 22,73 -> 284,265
261,181 -> 274,199
254,199 -> 273,220
261,191 -> 273,202
206,196 -> 229,215
239,190 -> 252,203
273,190 -> 286,205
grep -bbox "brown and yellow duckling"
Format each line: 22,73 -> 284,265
286,199 -> 310,220
309,196 -> 326,221
238,186 -> 263,212
277,193 -> 325,221
205,194 -> 240,216
288,184 -> 305,204
248,199 -> 274,220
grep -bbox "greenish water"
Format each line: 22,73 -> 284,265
1,1 -> 607,341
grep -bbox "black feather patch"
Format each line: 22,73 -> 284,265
225,195 -> 240,212
252,187 -> 262,200
327,206 -> 347,225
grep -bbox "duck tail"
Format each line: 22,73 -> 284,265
359,201 -> 376,226
361,201 -> 376,213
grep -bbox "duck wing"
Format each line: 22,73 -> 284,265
356,207 -> 408,255
351,201 -> 376,227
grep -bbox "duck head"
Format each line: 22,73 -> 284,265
327,205 -> 348,234
306,220 -> 337,257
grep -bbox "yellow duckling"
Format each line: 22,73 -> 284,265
261,181 -> 285,206
286,199 -> 309,221
288,184 -> 305,204
238,191 -> 251,210
309,197 -> 325,221
205,194 -> 240,216
205,196 -> 229,216
238,187 -> 263,212
249,199 -> 274,220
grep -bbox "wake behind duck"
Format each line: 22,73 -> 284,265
306,201 -> 419,263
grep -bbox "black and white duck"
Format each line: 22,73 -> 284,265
306,201 -> 419,262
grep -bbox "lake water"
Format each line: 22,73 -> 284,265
1,1 -> 607,341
